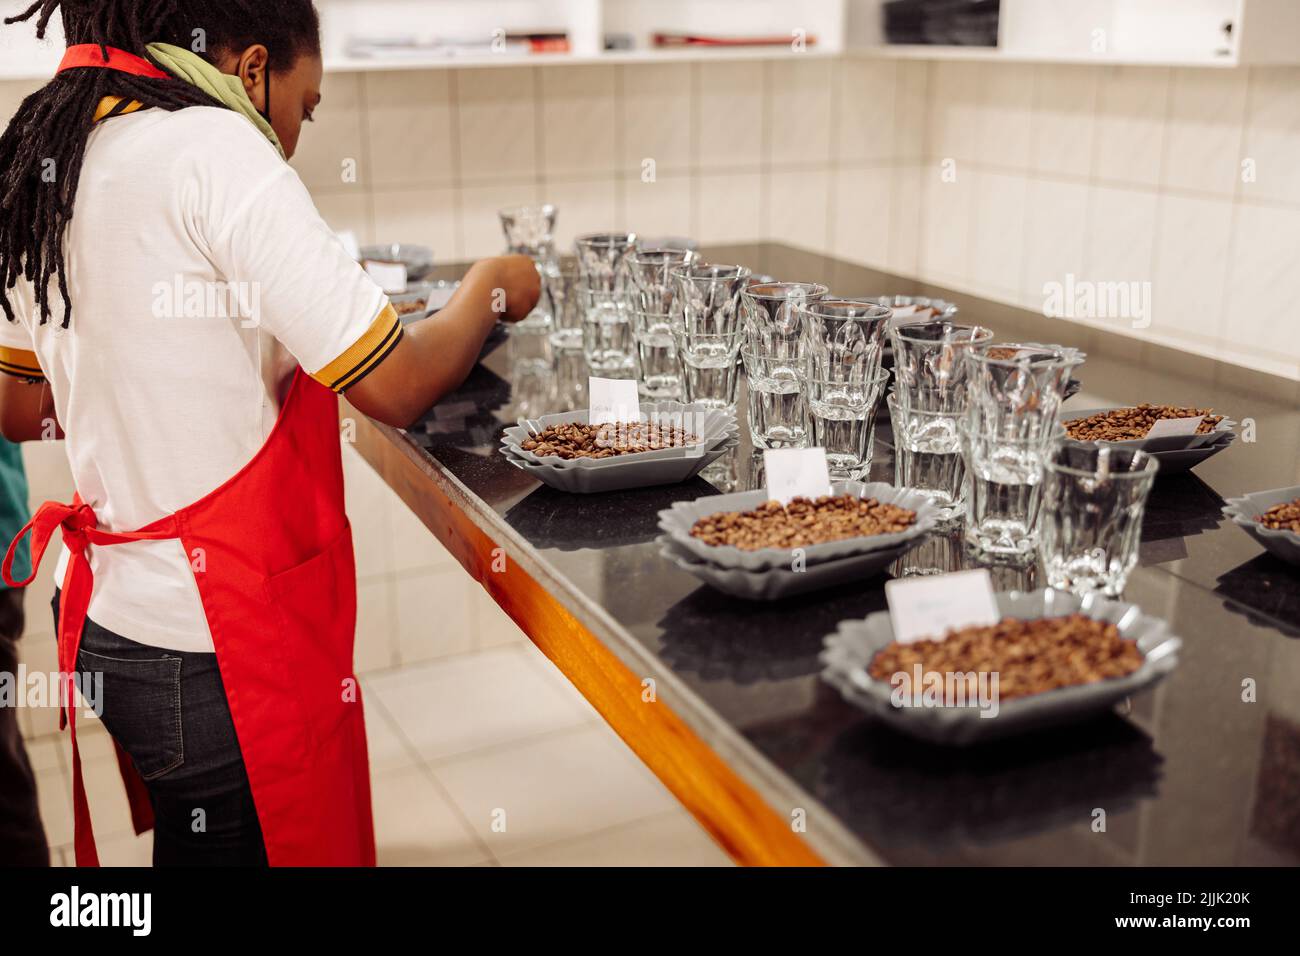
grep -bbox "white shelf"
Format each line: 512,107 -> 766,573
856,44 -> 1240,69
324,45 -> 840,75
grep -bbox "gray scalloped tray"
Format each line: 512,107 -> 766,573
1062,406 -> 1236,453
1147,430 -> 1236,474
501,435 -> 738,493
820,588 -> 1182,745
502,402 -> 737,470
656,533 -> 919,600
1222,484 -> 1300,567
658,481 -> 940,572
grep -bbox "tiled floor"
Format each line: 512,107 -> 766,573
15,439 -> 731,867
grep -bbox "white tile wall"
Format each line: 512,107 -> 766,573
2,53 -> 1297,380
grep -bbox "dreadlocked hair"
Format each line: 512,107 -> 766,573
0,0 -> 320,328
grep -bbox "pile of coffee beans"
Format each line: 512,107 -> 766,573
519,421 -> 700,460
1064,404 -> 1223,441
1257,497 -> 1300,533
393,298 -> 427,317
689,494 -> 917,550
869,614 -> 1144,703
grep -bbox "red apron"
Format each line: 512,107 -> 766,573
3,370 -> 375,866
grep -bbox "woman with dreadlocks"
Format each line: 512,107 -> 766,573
0,0 -> 539,866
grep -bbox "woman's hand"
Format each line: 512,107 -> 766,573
480,254 -> 542,323
346,254 -> 543,428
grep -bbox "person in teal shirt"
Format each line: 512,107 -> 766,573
0,436 -> 45,865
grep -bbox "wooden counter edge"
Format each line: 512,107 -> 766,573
346,411 -> 827,867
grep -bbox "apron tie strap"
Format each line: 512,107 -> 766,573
4,496 -> 178,867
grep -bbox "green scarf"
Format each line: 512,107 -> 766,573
146,42 -> 286,159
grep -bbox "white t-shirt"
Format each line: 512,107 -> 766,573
0,106 -> 401,653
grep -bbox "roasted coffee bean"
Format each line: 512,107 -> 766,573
1064,404 -> 1222,442
1257,497 -> 1300,533
393,299 -> 427,317
985,347 -> 1022,360
519,421 -> 700,460
689,494 -> 917,550
868,614 -> 1144,703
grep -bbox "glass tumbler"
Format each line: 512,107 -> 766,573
1040,445 -> 1159,596
806,367 -> 889,478
499,203 -> 558,333
575,231 -> 638,295
964,342 -> 1085,440
742,281 -> 829,357
627,247 -> 697,315
672,263 -> 752,410
499,203 -> 558,259
628,308 -> 681,399
741,347 -> 807,449
797,299 -> 893,384
581,287 -> 635,376
889,391 -> 967,523
960,421 -> 1065,559
544,261 -> 583,351
889,320 -> 994,413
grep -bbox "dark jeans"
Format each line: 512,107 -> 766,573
55,591 -> 267,866
0,588 -> 49,866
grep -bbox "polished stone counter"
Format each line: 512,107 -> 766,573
358,243 -> 1300,866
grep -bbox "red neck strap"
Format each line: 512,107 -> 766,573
57,45 -> 169,80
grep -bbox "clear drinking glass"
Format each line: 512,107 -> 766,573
627,247 -> 697,315
575,231 -> 638,294
806,368 -> 889,478
742,281 -> 830,357
504,328 -> 556,420
581,287 -> 635,376
499,203 -> 558,259
676,332 -> 741,409
671,263 -> 751,410
889,391 -> 967,522
797,299 -> 893,384
960,421 -> 1065,559
1040,445 -> 1159,596
741,347 -> 808,449
544,262 -> 583,351
500,204 -> 558,334
889,320 -> 994,413
628,309 -> 681,399
964,342 -> 1085,440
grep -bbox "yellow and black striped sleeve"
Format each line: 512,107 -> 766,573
310,303 -> 403,393
0,346 -> 45,383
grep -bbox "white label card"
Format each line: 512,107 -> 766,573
588,377 -> 640,425
1145,415 -> 1204,439
885,569 -> 1001,644
763,448 -> 832,506
364,260 -> 408,295
890,305 -> 919,320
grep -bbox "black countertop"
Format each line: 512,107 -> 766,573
401,243 -> 1300,866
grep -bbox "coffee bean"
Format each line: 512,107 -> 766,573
520,421 -> 700,460
1064,404 -> 1222,442
868,614 -> 1144,703
1257,497 -> 1300,533
689,494 -> 917,550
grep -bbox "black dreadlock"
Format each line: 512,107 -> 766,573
0,0 -> 320,327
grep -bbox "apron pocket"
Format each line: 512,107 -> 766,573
264,522 -> 359,741
76,647 -> 184,780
